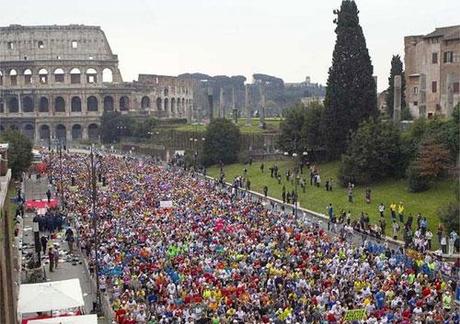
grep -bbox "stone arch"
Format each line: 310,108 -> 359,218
56,124 -> 66,142
88,123 -> 99,140
102,68 -> 113,83
120,96 -> 129,111
9,69 -> 17,86
38,68 -> 48,84
86,68 -> 97,84
171,98 -> 176,115
24,124 -> 34,140
72,124 -> 82,140
87,96 -> 98,112
141,96 -> 150,109
164,98 -> 169,111
104,96 -> 114,112
23,69 -> 32,84
156,97 -> 162,111
54,68 -> 64,83
39,97 -> 49,112
8,97 -> 19,113
55,96 -> 66,113
70,68 -> 81,84
39,125 -> 50,141
22,96 -> 34,112
71,96 -> 82,112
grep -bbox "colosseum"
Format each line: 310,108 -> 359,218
0,24 -> 194,145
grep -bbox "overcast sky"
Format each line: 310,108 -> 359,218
4,0 -> 459,91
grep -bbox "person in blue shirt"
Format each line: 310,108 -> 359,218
375,289 -> 385,309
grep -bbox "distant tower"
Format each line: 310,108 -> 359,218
207,87 -> 214,121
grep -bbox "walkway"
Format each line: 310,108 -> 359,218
21,176 -> 107,323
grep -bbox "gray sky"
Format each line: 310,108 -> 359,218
5,0 -> 459,91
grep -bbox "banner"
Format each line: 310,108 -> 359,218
343,309 -> 366,321
160,200 -> 173,208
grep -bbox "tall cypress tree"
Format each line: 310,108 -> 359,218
322,0 -> 378,159
386,55 -> 406,118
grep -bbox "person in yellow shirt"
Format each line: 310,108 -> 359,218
398,202 -> 404,223
390,202 -> 396,221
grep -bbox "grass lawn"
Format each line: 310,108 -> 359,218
208,160 -> 457,249
173,118 -> 282,134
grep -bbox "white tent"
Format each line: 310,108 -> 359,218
18,279 -> 84,314
27,315 -> 97,324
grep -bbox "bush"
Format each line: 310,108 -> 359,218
0,130 -> 33,178
407,163 -> 430,192
439,202 -> 460,234
338,119 -> 402,186
201,119 -> 241,167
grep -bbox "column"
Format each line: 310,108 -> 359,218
393,75 -> 401,123
82,125 -> 88,140
18,93 -> 22,114
219,88 -> 225,118
446,73 -> 454,116
82,95 -> 88,115
34,126 -> 40,144
245,84 -> 251,126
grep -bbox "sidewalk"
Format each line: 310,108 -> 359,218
21,176 -> 107,323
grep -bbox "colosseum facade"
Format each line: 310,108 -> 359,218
0,24 -> 194,145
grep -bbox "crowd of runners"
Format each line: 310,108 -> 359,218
45,151 -> 458,323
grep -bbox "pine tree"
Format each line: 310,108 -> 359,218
386,55 -> 406,118
322,0 -> 378,159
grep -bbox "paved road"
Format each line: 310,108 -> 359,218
21,176 -> 108,323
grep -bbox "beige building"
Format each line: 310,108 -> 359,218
404,25 -> 460,118
0,25 -> 195,145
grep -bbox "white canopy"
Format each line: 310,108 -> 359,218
18,279 -> 84,314
27,315 -> 97,324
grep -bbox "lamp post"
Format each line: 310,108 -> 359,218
284,151 -> 299,217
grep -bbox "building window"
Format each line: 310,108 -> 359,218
413,87 -> 418,95
38,41 -> 44,49
7,42 -> 13,49
454,82 -> 460,94
432,53 -> 438,64
432,81 -> 437,93
71,40 -> 78,49
443,51 -> 453,63
413,101 -> 418,106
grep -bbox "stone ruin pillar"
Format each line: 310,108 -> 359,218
245,84 -> 251,126
219,87 -> 225,118
207,87 -> 213,122
393,75 -> 401,123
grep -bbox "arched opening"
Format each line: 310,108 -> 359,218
182,98 -> 186,114
119,96 -> 129,111
39,125 -> 50,141
22,96 -> 34,113
24,69 -> 32,84
164,98 -> 169,111
171,98 -> 176,115
39,97 -> 49,113
103,96 -> 114,112
88,124 -> 99,141
8,97 -> 19,113
176,98 -> 181,114
156,97 -> 162,111
0,71 -> 3,86
70,68 -> 81,84
10,125 -> 18,131
164,88 -> 169,96
71,97 -> 82,112
86,68 -> 97,84
56,124 -> 66,142
87,96 -> 98,112
54,68 -> 64,83
55,96 -> 65,113
24,124 -> 34,140
141,96 -> 150,109
72,124 -> 82,140
102,68 -> 113,83
10,69 -> 17,86
0,125 -> 4,133
38,68 -> 48,84
0,98 -> 4,113
38,40 -> 45,49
